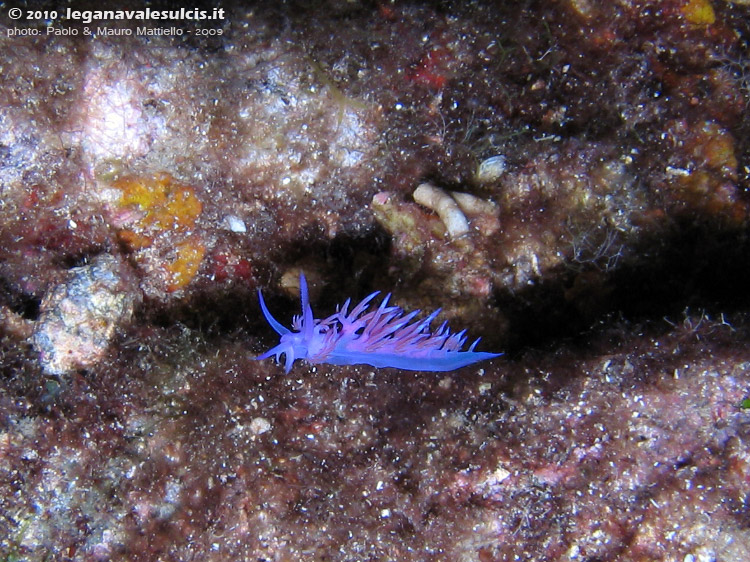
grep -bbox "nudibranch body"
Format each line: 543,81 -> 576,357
255,273 -> 501,373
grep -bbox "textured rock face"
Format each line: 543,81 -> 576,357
32,254 -> 138,374
1,1 -> 750,561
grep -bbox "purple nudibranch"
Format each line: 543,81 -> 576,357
255,273 -> 501,373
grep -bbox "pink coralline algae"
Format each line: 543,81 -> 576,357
256,273 -> 501,372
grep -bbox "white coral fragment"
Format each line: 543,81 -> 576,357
451,191 -> 501,236
451,191 -> 498,216
413,183 -> 470,238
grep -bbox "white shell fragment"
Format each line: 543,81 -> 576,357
413,183 -> 470,238
476,154 -> 506,183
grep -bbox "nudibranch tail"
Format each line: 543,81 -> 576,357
255,272 -> 502,373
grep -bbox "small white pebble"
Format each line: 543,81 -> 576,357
491,466 -> 511,483
476,154 -> 506,183
249,417 -> 271,435
224,215 -> 247,233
